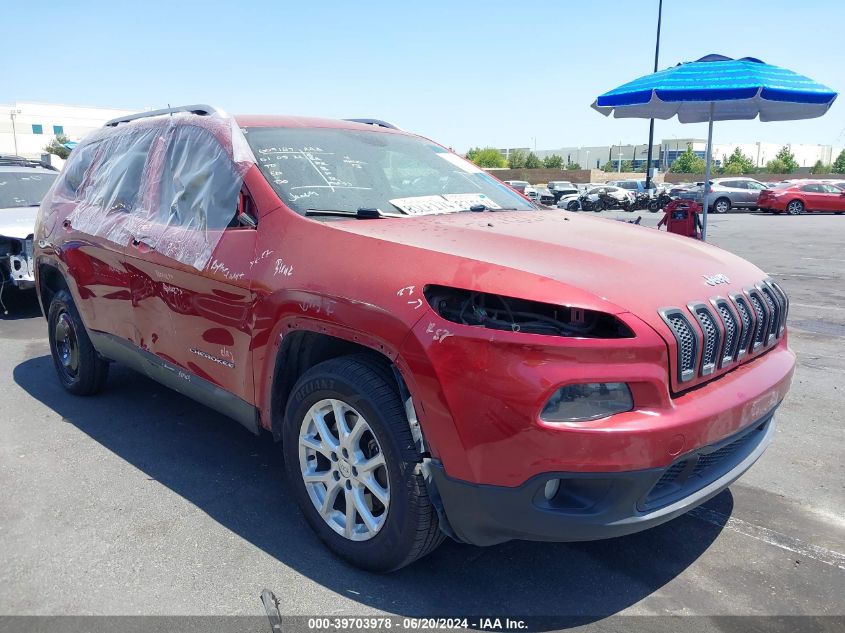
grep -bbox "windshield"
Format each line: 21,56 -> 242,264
243,127 -> 534,216
0,172 -> 58,208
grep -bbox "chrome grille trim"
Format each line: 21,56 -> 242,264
710,297 -> 739,367
764,279 -> 788,338
659,308 -> 698,383
757,284 -> 780,346
688,302 -> 720,376
746,288 -> 769,352
730,293 -> 753,360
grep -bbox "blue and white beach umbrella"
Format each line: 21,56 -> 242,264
592,54 -> 837,238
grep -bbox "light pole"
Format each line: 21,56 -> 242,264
586,150 -> 590,171
644,0 -> 663,190
618,142 -> 623,172
9,109 -> 22,156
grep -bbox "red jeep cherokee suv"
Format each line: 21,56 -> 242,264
35,105 -> 795,571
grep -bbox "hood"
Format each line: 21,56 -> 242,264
0,207 -> 38,240
330,209 -> 767,331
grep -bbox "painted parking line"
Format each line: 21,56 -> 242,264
801,257 -> 845,263
690,506 -> 845,571
791,303 -> 845,312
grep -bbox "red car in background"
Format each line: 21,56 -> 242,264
758,180 -> 845,215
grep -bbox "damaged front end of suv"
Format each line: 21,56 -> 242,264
0,158 -> 59,311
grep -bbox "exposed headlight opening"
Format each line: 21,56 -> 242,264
424,286 -> 634,338
540,383 -> 633,423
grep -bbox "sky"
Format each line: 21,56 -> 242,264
1,0 -> 843,153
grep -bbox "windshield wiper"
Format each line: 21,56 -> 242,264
305,207 -> 405,219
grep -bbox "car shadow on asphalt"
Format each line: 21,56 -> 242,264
14,356 -> 730,628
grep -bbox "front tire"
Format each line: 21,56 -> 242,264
47,289 -> 109,395
713,197 -> 731,214
283,356 -> 444,572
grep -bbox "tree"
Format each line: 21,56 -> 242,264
508,149 -> 527,169
601,160 -> 615,172
565,162 -> 581,170
765,158 -> 789,174
832,149 -> 845,174
767,145 -> 799,173
465,147 -> 507,168
669,144 -> 706,173
810,160 -> 831,175
525,152 -> 543,169
621,160 -> 634,172
44,133 -> 71,160
721,147 -> 755,174
543,154 -> 563,169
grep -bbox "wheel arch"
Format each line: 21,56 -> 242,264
36,262 -> 70,319
268,329 -> 417,446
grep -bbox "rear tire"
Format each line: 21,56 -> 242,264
47,289 -> 109,395
787,200 -> 804,215
283,355 -> 444,572
593,200 -> 605,212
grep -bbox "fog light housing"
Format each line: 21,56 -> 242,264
540,382 -> 633,423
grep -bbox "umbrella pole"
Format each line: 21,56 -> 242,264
702,104 -> 714,241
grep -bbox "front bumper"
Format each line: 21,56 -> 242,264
429,410 -> 775,546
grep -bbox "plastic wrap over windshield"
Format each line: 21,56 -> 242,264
52,113 -> 255,269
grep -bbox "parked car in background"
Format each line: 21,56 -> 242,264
504,180 -> 538,202
35,105 -> 795,571
547,180 -> 579,203
557,185 -> 633,211
678,177 -> 768,213
538,187 -> 556,206
757,180 -> 845,215
1,156 -> 59,309
607,179 -> 649,194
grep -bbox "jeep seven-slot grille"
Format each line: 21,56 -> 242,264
659,280 -> 787,390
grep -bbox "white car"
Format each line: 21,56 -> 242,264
1,158 -> 59,302
503,180 -> 539,201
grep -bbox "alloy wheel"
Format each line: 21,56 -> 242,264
787,201 -> 804,215
298,398 -> 389,541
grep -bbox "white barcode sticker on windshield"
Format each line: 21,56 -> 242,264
442,193 -> 501,209
389,196 -> 463,215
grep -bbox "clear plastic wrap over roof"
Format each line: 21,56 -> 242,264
46,111 -> 256,269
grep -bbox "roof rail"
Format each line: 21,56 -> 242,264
104,104 -> 220,127
344,118 -> 398,130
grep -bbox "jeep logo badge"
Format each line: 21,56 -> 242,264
703,273 -> 730,286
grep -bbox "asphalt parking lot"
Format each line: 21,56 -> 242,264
1,211 -> 843,628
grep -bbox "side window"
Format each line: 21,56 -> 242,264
57,141 -> 99,199
800,184 -> 820,193
158,126 -> 242,231
822,184 -> 841,193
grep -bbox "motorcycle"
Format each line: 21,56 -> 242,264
647,192 -> 675,212
628,192 -> 653,212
